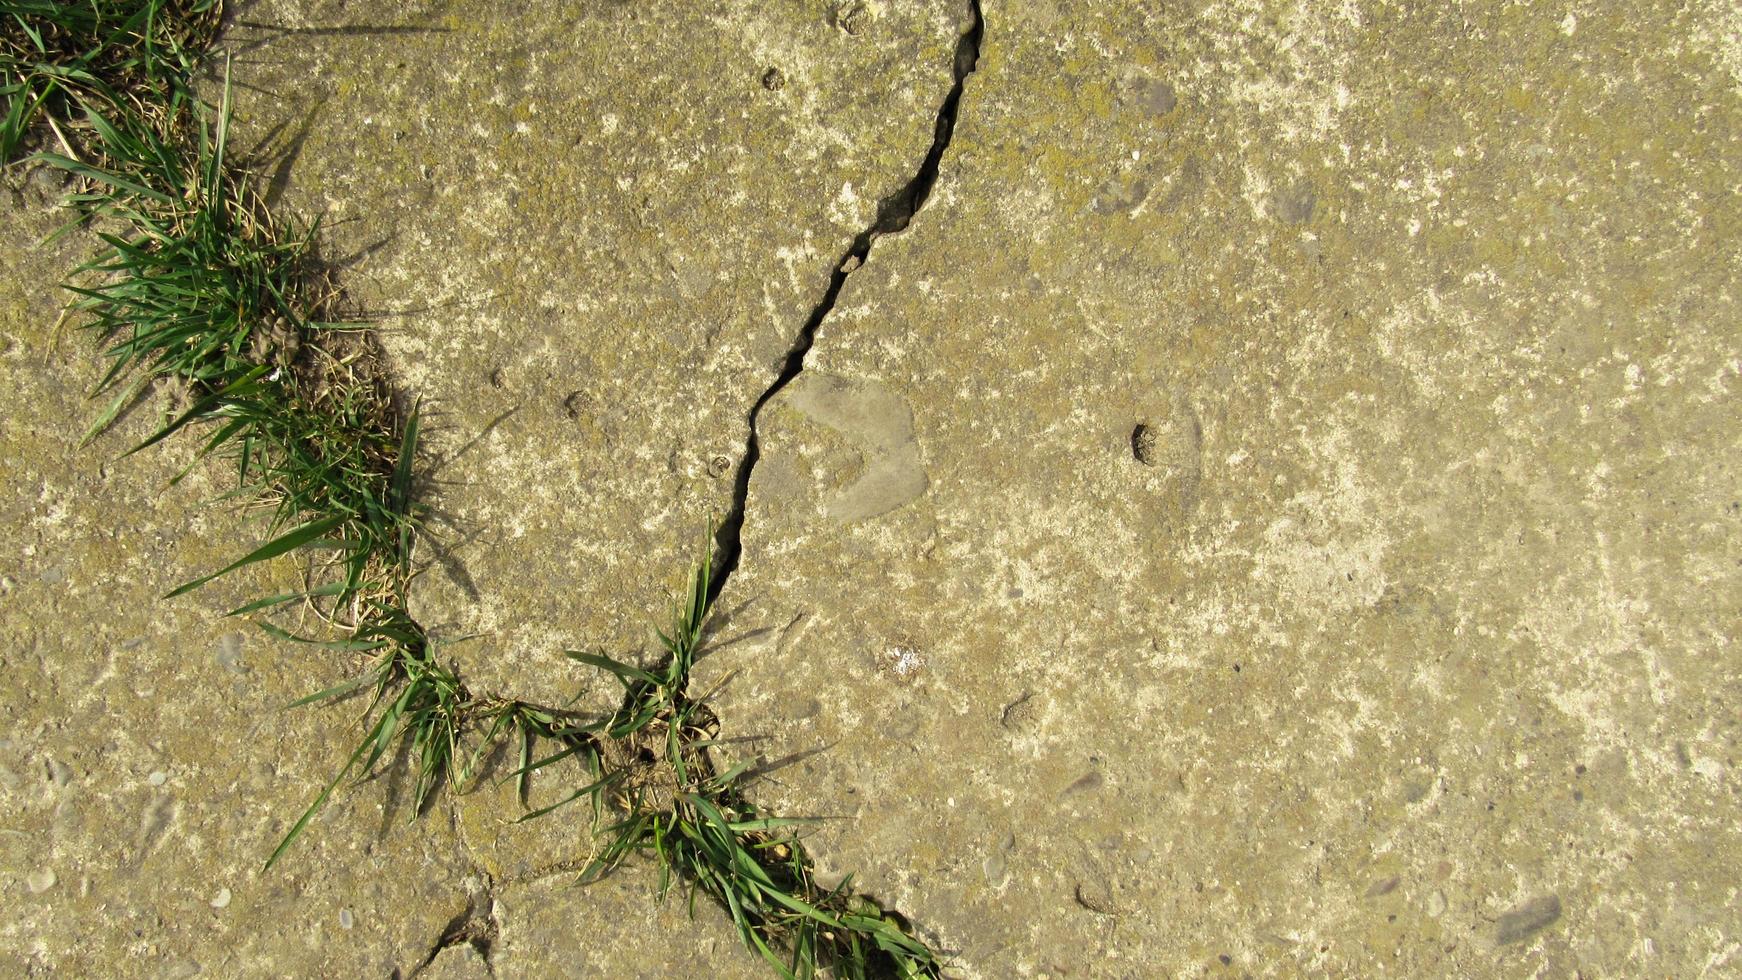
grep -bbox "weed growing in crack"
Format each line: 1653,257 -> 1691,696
510,550 -> 944,980
19,5 -> 948,977
26,41 -> 441,867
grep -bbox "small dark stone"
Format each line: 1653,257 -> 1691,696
1218,954 -> 1232,966
1092,175 -> 1153,215
833,1 -> 869,35
1495,894 -> 1562,945
761,67 -> 786,91
1366,876 -> 1400,897
707,454 -> 732,478
1073,881 -> 1119,915
1000,692 -> 1038,731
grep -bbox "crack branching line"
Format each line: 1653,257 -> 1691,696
709,0 -> 985,604
408,871 -> 500,979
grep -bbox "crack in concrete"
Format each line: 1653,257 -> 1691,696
708,0 -> 985,605
407,868 -> 501,979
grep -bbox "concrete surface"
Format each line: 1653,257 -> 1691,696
4,0 -> 1738,976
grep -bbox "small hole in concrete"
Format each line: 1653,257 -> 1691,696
1131,423 -> 1157,465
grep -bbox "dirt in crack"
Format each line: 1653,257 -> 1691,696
709,0 -> 985,604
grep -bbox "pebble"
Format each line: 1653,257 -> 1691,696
834,1 -> 869,35
211,887 -> 232,909
982,850 -> 1008,886
1426,890 -> 1447,917
27,868 -> 56,893
339,907 -> 354,929
1496,894 -> 1562,945
148,771 -> 168,787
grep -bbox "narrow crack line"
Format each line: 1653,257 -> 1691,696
409,868 -> 501,979
708,0 -> 985,605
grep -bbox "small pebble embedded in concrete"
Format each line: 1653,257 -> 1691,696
1495,894 -> 1562,945
148,770 -> 167,786
833,1 -> 870,35
210,887 -> 232,909
27,868 -> 56,893
339,908 -> 354,929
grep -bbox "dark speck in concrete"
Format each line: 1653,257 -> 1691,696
1496,894 -> 1561,945
1124,76 -> 1177,116
1062,770 -> 1104,797
1271,181 -> 1317,224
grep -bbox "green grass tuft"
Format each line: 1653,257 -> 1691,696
515,548 -> 945,979
1,0 -> 220,160
37,66 -> 420,620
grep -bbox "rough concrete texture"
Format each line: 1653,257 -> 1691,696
3,1 -> 968,976
0,194 -> 482,973
221,0 -> 973,706
700,0 -> 1742,976
4,0 -> 1740,977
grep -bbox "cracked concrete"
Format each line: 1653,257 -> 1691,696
5,0 -> 1740,976
699,0 -> 1742,975
215,0 -> 978,711
710,0 -> 983,600
3,0 -> 976,974
404,851 -> 499,979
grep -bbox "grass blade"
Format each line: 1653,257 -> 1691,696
164,513 -> 346,599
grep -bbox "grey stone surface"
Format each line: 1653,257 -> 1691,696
698,0 -> 1742,975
